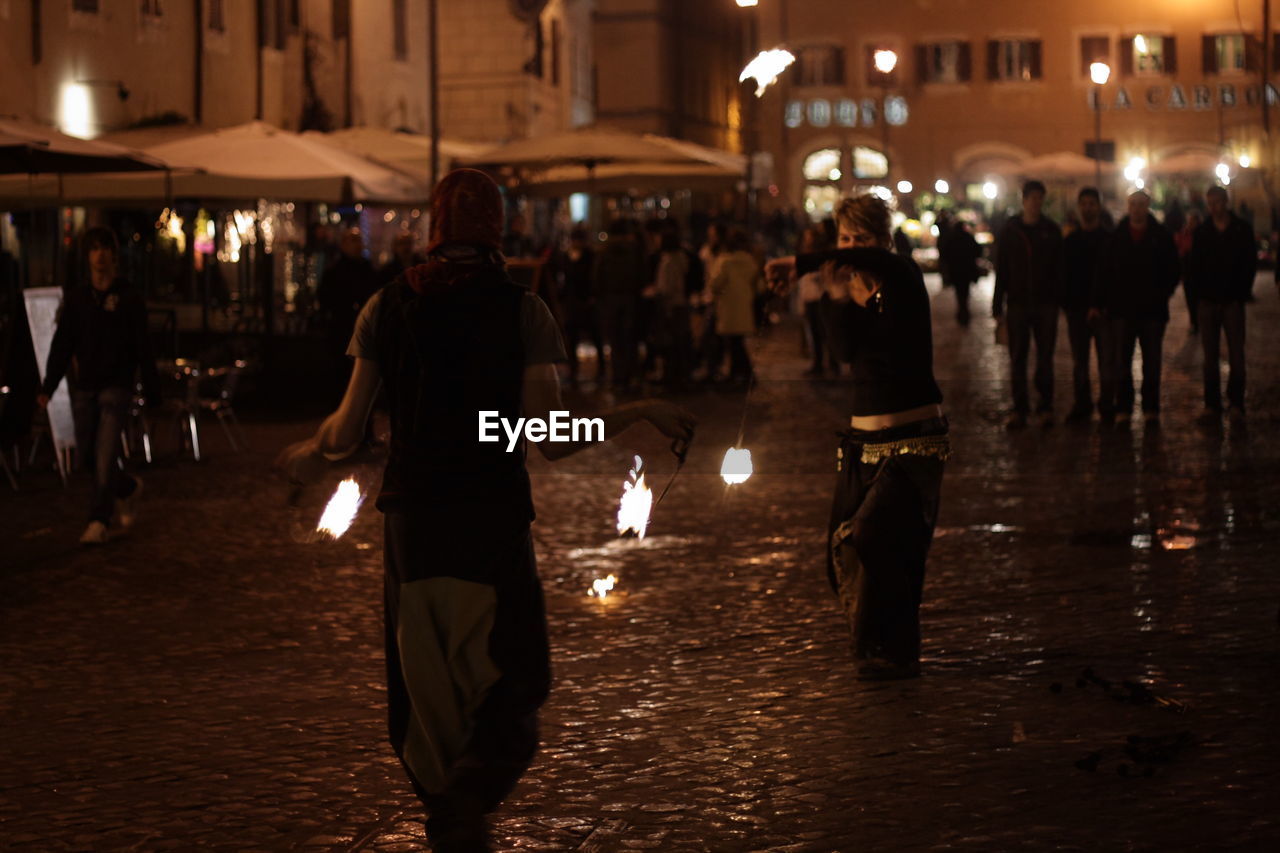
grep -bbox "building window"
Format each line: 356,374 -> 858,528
1123,34 -> 1177,76
803,148 -> 843,221
73,0 -> 99,11
1203,34 -> 1252,75
987,39 -> 1042,81
917,41 -> 970,84
140,0 -> 163,17
260,0 -> 284,49
392,0 -> 407,61
207,0 -> 225,32
289,0 -> 300,31
794,46 -> 844,87
1079,36 -> 1109,77
853,146 -> 888,179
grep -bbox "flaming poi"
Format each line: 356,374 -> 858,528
588,574 -> 618,599
317,476 -> 365,539
616,455 -> 653,538
720,447 -> 753,485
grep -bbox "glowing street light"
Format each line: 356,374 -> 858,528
982,181 -> 999,200
739,48 -> 796,98
874,50 -> 899,75
934,179 -> 950,194
735,0 -> 759,6
1089,62 -> 1111,193
896,180 -> 913,194
1133,34 -> 1148,54
1239,153 -> 1252,168
1089,62 -> 1111,86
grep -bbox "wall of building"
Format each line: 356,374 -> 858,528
757,0 -> 1277,212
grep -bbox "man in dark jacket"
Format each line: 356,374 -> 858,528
1062,187 -> 1111,422
1188,185 -> 1256,424
593,219 -> 647,391
37,227 -> 160,544
1091,191 -> 1180,423
994,180 -> 1064,428
317,227 -> 378,395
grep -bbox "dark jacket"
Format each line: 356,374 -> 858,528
591,238 -> 646,304
1188,214 -> 1257,304
993,215 -> 1064,315
1062,224 -> 1110,311
41,277 -> 159,401
1092,217 -> 1180,320
942,223 -> 982,287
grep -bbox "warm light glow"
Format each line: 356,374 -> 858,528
1123,157 -> 1147,182
869,185 -> 893,201
873,49 -> 899,75
1239,153 -> 1252,168
1133,34 -> 1148,54
157,208 -> 186,254
740,48 -> 797,97
59,83 -> 94,139
982,181 -> 999,200
828,168 -> 842,181
1135,178 -> 1146,189
616,455 -> 653,538
1215,162 -> 1231,180
588,574 -> 618,599
934,179 -> 950,194
1089,62 -> 1111,86
318,477 -> 365,539
735,0 -> 759,6
897,180 -> 913,193
720,447 -> 753,485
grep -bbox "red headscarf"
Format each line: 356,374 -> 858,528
426,168 -> 504,253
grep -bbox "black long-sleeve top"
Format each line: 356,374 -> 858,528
41,278 -> 160,401
1092,217 -> 1180,320
1187,214 -> 1258,304
799,248 -> 943,417
993,215 -> 1064,314
1062,225 -> 1110,310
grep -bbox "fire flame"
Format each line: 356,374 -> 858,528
720,447 -> 753,484
616,455 -> 653,538
318,477 -> 364,539
589,574 -> 618,599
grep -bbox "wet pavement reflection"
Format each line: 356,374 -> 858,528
1,273 -> 1278,850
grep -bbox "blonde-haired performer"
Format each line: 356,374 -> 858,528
769,193 -> 948,681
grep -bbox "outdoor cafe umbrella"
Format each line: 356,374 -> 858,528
1148,150 -> 1225,176
991,151 -> 1119,180
304,126 -> 489,172
0,115 -> 166,175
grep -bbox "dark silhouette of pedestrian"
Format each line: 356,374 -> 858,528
1062,187 -> 1111,422
592,219 -> 646,391
993,180 -> 1064,429
1188,185 -> 1257,425
379,232 -> 427,286
1093,191 -> 1180,424
557,226 -> 605,386
942,218 -> 982,326
317,227 -> 378,395
37,227 -> 159,544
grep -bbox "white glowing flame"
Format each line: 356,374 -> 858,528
739,48 -> 796,97
720,447 -> 753,485
589,574 -> 618,599
318,477 -> 364,539
616,455 -> 653,538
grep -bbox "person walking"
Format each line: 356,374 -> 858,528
942,218 -> 982,327
557,226 -> 605,387
768,193 -> 948,681
709,229 -> 761,384
277,169 -> 695,853
1061,187 -> 1111,422
1188,185 -> 1257,426
317,227 -> 378,395
592,219 -> 647,392
1092,191 -> 1180,424
1175,209 -> 1203,335
651,226 -> 693,389
993,180 -> 1064,429
37,226 -> 160,544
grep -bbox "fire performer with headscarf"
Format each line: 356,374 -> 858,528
769,194 -> 949,682
278,169 -> 695,852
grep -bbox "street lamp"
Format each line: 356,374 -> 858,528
735,0 -> 759,6
1089,61 -> 1111,192
873,50 -> 898,180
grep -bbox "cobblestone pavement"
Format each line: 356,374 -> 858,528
3,274 -> 1279,852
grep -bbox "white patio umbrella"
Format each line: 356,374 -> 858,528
1149,151 -> 1225,176
0,115 -> 166,174
463,127 -> 699,172
306,127 -> 489,170
998,151 -> 1119,180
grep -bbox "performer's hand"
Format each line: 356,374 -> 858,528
765,257 -> 796,296
643,401 -> 697,443
275,437 -> 328,486
35,393 -> 50,410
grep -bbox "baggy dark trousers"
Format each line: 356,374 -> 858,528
71,386 -> 138,524
383,513 -> 551,817
827,418 -> 947,668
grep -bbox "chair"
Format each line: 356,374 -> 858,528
167,359 -> 250,461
